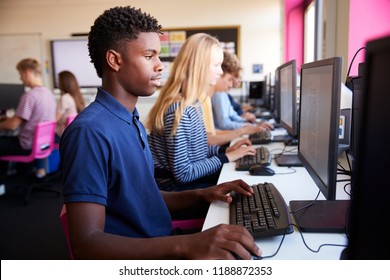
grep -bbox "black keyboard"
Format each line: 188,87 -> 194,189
235,146 -> 272,171
249,131 -> 272,144
230,182 -> 293,238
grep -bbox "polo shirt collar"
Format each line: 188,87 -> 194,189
95,88 -> 140,123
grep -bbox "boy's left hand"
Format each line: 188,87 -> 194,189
202,179 -> 253,204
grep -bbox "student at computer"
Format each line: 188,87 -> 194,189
60,6 -> 261,260
211,52 -> 273,131
200,94 -> 256,146
201,52 -> 270,146
228,76 -> 256,119
146,33 -> 257,191
55,70 -> 85,143
0,58 -> 56,176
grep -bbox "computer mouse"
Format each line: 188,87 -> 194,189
249,165 -> 275,176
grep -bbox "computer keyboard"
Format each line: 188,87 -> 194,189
249,131 -> 272,144
235,146 -> 272,171
230,182 -> 293,238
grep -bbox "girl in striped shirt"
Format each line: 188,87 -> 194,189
146,33 -> 256,191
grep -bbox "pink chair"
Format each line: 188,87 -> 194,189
0,120 -> 61,204
54,113 -> 77,150
66,113 -> 77,126
171,218 -> 205,233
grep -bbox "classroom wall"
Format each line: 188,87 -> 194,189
0,0 -> 283,88
348,0 -> 390,77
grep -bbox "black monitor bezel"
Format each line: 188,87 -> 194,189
0,83 -> 25,110
273,66 -> 281,123
346,35 -> 390,259
278,60 -> 298,137
298,57 -> 342,201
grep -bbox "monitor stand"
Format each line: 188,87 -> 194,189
289,200 -> 351,233
275,154 -> 303,167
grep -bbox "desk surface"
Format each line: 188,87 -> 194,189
202,139 -> 351,260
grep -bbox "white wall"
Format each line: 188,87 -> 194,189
0,0 -> 283,120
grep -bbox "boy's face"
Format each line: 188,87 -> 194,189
18,70 -> 29,86
214,72 -> 235,92
119,32 -> 164,97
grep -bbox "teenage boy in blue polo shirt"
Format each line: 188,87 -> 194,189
60,6 -> 262,260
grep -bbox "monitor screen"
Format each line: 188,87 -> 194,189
248,80 -> 264,98
0,83 -> 25,110
51,39 -> 102,88
289,57 -> 350,234
298,57 -> 341,200
262,73 -> 272,110
279,60 -> 298,138
346,35 -> 390,259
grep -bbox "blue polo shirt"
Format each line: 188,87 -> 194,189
60,88 -> 172,238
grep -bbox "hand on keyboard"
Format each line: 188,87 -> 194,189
226,138 -> 257,162
185,179 -> 262,259
257,121 -> 274,131
202,179 -> 253,204
235,146 -> 272,171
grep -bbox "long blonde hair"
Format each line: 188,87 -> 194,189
145,33 -> 222,135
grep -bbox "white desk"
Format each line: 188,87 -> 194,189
202,140 -> 351,260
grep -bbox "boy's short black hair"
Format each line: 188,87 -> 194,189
88,6 -> 162,78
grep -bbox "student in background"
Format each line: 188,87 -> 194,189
0,58 -> 56,176
146,33 -> 257,191
55,70 -> 85,143
201,92 -> 260,147
201,52 -> 270,146
211,52 -> 273,131
228,76 -> 256,120
60,6 -> 261,260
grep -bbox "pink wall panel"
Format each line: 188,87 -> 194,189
284,0 -> 304,71
348,0 -> 390,76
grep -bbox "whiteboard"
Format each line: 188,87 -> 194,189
51,39 -> 101,88
0,33 -> 43,83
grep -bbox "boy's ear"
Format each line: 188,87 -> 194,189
106,49 -> 121,72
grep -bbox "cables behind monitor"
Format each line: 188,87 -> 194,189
253,223 -> 348,260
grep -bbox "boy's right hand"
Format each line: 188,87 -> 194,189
179,224 -> 262,260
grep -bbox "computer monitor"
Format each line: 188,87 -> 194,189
279,60 -> 298,140
345,35 -> 390,259
272,66 -> 281,123
262,73 -> 272,110
248,81 -> 265,107
345,65 -> 364,169
289,57 -> 350,233
0,83 -> 25,111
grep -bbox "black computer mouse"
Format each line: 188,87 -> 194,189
249,165 -> 275,176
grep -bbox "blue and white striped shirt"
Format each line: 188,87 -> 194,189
148,102 -> 228,184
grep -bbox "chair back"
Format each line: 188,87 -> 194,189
0,120 -> 56,163
66,113 -> 77,126
32,120 -> 56,160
